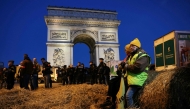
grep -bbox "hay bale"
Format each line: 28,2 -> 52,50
168,67 -> 190,109
133,70 -> 159,104
139,67 -> 190,109
144,70 -> 159,85
0,84 -> 108,109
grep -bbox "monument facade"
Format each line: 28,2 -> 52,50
44,6 -> 121,66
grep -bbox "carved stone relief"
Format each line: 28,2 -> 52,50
104,48 -> 115,63
70,29 -> 98,40
53,48 -> 65,66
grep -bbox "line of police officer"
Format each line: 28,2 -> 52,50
57,58 -> 110,85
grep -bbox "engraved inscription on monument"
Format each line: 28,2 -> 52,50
100,32 -> 116,41
50,30 -> 68,40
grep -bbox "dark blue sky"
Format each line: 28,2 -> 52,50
0,0 -> 190,67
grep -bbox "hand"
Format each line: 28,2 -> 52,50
124,64 -> 128,68
120,62 -> 126,68
3,68 -> 6,71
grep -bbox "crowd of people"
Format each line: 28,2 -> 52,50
0,54 -> 111,90
0,38 -> 152,109
0,54 -> 53,90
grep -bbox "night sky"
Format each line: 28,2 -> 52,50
0,0 -> 190,67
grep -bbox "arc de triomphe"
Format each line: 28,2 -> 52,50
44,6 -> 120,66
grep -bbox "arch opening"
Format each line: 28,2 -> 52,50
73,34 -> 96,65
73,34 -> 95,51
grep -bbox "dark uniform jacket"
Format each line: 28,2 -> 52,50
67,67 -> 74,76
42,62 -> 52,75
4,65 -> 16,78
98,62 -> 105,74
61,68 -> 67,78
89,64 -> 97,75
75,65 -> 84,75
104,65 -> 110,75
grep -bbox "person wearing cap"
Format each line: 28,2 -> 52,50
97,58 -> 105,84
67,64 -> 75,84
124,38 -> 150,108
75,62 -> 84,84
3,60 -> 16,90
61,65 -> 68,85
89,61 -> 97,85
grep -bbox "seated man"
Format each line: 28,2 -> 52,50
124,38 -> 150,108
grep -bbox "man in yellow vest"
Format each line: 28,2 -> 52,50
124,38 -> 150,108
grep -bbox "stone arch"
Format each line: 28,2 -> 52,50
45,6 -> 120,66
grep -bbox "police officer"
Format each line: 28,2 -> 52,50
61,65 -> 68,85
89,61 -> 97,85
67,64 -> 74,84
75,62 -> 84,84
3,60 -> 16,90
82,63 -> 87,83
97,58 -> 105,84
103,63 -> 110,85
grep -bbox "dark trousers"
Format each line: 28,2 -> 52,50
6,78 -> 12,90
31,74 -> 38,90
98,74 -> 105,84
49,77 -> 52,88
68,76 -> 73,84
72,75 -> 76,84
10,76 -> 15,88
90,74 -> 96,85
107,76 -> 121,103
76,74 -> 83,84
83,74 -> 86,83
23,74 -> 30,89
19,76 -> 24,88
95,74 -> 98,84
62,76 -> 68,85
104,75 -> 110,85
44,74 -> 50,88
